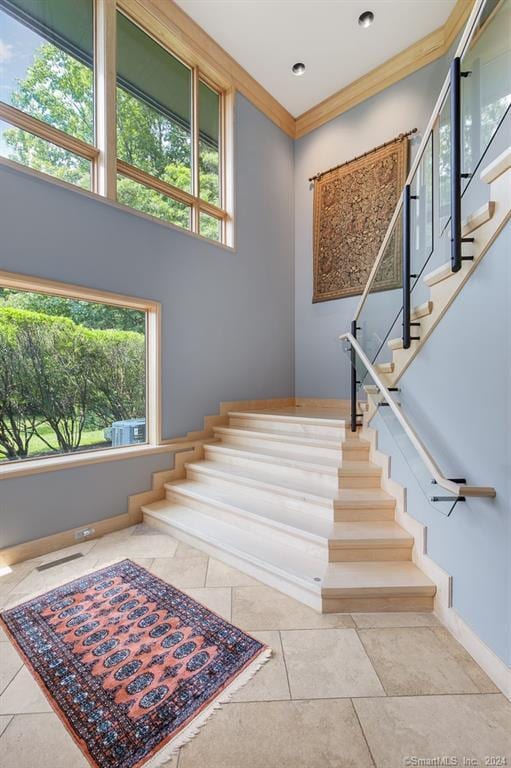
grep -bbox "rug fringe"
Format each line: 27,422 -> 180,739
2,560 -> 273,768
143,646 -> 272,768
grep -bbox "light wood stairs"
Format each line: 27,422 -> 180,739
375,146 -> 511,385
142,408 -> 436,613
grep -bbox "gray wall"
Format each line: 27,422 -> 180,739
0,93 -> 295,548
294,58 -> 450,398
372,223 -> 511,664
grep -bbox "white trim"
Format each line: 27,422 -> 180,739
361,418 -> 511,701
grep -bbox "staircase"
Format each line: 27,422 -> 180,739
377,146 -> 511,385
142,407 -> 435,613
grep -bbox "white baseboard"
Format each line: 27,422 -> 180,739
361,420 -> 511,701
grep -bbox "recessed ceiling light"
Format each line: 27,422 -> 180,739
358,10 -> 374,27
292,62 -> 306,76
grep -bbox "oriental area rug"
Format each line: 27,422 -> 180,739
312,132 -> 409,302
0,559 -> 270,768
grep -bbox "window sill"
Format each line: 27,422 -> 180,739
0,156 -> 236,252
0,443 -> 177,480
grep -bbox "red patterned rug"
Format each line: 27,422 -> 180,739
0,559 -> 270,768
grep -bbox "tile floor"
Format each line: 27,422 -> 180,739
0,523 -> 510,768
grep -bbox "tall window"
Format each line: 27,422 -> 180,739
0,1 -> 230,243
0,282 -> 151,464
0,0 -> 96,188
115,12 -> 226,240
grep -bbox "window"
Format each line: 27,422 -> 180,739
115,11 -> 227,240
0,0 -> 96,188
0,277 -> 159,465
0,1 -> 231,243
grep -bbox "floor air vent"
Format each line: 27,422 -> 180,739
36,553 -> 84,571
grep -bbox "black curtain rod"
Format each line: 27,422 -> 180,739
308,128 -> 418,182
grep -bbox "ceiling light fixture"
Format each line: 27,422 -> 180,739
358,10 -> 374,27
292,62 -> 306,76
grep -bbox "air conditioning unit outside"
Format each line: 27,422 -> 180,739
108,418 -> 146,447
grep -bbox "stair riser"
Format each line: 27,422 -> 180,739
329,546 -> 412,562
215,433 -> 344,461
203,448 -> 341,490
166,489 -> 330,561
184,467 -> 335,519
338,473 -> 381,489
143,511 -> 322,610
229,416 -> 346,440
333,505 -> 395,522
341,445 -> 371,461
322,595 -> 434,613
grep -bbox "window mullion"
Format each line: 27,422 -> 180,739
192,65 -> 200,234
94,0 -> 117,199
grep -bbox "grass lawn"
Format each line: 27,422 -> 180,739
0,423 -> 109,462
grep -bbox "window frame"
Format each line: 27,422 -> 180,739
0,269 -> 162,476
0,0 -> 233,246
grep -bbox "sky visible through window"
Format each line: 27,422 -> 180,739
0,11 -> 43,153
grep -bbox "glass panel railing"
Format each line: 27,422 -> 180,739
461,0 -> 511,188
343,342 -> 463,516
438,89 -> 452,235
373,390 -> 462,516
356,209 -> 403,375
409,132 -> 435,309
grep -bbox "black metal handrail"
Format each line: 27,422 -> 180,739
450,57 -> 475,272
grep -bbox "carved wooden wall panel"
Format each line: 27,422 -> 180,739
312,135 -> 408,302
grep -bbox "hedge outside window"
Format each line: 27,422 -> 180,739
0,285 -> 148,463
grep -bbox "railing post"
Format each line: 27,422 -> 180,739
450,56 -> 474,274
402,184 -> 411,349
350,320 -> 358,433
450,56 -> 462,273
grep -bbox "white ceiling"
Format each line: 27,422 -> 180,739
175,0 -> 456,116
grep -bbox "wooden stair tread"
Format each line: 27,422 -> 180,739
185,459 -> 394,505
205,442 -> 380,474
480,146 -> 511,184
411,301 -> 433,320
142,501 -> 434,598
228,410 -> 345,427
423,261 -> 455,287
166,479 -> 411,546
322,561 -> 435,596
213,424 -> 351,448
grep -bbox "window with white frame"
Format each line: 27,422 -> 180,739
0,0 -> 230,243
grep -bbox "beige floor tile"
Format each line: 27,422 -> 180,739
0,625 -> 7,641
178,699 -> 374,768
232,585 -> 355,630
0,667 -> 52,715
151,557 -> 208,589
206,558 -> 259,587
13,555 -> 99,595
354,694 -> 511,768
352,611 -> 441,628
0,593 -> 31,611
430,626 -> 500,693
34,542 -> 96,565
0,562 -> 39,590
90,532 -> 177,560
186,587 -> 232,621
0,644 -> 23,696
358,627 -> 479,695
173,541 -> 209,559
0,713 -> 89,767
231,631 -> 290,702
281,628 -> 384,699
0,715 -> 12,736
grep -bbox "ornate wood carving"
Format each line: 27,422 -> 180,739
312,135 -> 409,302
